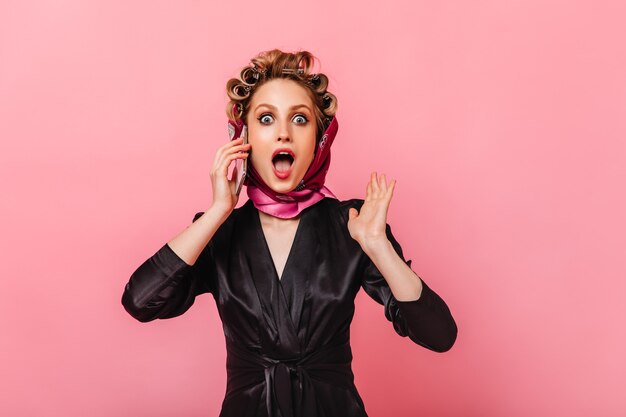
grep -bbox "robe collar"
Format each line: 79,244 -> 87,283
238,198 -> 324,356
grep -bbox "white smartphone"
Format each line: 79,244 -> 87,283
235,125 -> 248,196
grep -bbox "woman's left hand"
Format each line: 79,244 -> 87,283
348,172 -> 396,252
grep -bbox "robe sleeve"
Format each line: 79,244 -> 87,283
121,212 -> 215,323
360,223 -> 458,352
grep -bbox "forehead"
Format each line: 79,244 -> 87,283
249,78 -> 314,110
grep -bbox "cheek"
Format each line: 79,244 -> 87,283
249,149 -> 270,173
248,135 -> 272,162
300,129 -> 317,160
294,146 -> 315,176
306,146 -> 316,165
248,152 -> 261,169
305,139 -> 317,162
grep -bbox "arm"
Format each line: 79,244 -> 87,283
361,236 -> 423,302
122,134 -> 250,322
168,205 -> 230,266
121,208 -> 223,322
348,173 -> 457,352
360,223 -> 458,353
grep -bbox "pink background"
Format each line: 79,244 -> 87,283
2,0 -> 625,416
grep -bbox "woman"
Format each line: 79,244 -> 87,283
122,49 -> 457,417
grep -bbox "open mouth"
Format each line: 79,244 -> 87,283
272,150 -> 295,178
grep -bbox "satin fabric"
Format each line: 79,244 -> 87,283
122,197 -> 458,416
227,116 -> 339,219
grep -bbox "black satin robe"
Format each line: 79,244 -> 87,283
122,197 -> 457,417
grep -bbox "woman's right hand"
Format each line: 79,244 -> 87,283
209,136 -> 251,217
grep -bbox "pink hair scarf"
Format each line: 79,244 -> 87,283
227,116 -> 339,219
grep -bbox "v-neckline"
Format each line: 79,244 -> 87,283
243,199 -> 324,345
255,209 -> 306,284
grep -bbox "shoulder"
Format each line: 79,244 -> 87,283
193,199 -> 253,224
337,198 -> 365,211
324,197 -> 365,211
316,197 -> 365,224
191,200 -> 252,244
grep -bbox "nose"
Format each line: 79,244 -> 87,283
277,119 -> 291,142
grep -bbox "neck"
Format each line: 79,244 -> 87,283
258,209 -> 301,227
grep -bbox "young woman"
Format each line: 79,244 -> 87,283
122,49 -> 458,417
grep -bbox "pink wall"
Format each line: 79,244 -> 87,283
2,0 -> 625,416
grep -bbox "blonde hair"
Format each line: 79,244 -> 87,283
225,49 -> 338,139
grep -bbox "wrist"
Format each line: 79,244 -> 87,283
206,203 -> 232,223
360,237 -> 393,257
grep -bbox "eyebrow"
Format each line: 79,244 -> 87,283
254,103 -> 312,112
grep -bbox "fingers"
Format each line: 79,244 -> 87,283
364,171 -> 397,203
229,166 -> 237,195
221,139 -> 251,159
213,139 -> 250,178
388,179 -> 396,198
369,172 -> 392,197
221,152 -> 249,178
366,172 -> 395,201
380,173 -> 387,194
229,164 -> 238,182
214,138 -> 250,165
370,172 -> 380,195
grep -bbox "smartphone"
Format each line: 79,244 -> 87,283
234,125 -> 248,196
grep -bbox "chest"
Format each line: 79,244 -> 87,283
260,219 -> 300,281
210,203 -> 366,349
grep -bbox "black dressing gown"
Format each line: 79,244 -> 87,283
122,197 -> 458,417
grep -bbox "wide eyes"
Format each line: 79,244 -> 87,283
293,115 -> 307,124
257,113 -> 309,125
259,114 -> 273,124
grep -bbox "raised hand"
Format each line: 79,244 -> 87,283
347,172 -> 396,252
210,136 -> 250,216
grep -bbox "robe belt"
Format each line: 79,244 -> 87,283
226,340 -> 354,417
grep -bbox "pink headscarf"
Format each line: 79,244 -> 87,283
228,116 -> 339,219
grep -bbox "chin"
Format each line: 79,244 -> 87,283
260,171 -> 303,194
266,180 -> 299,194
